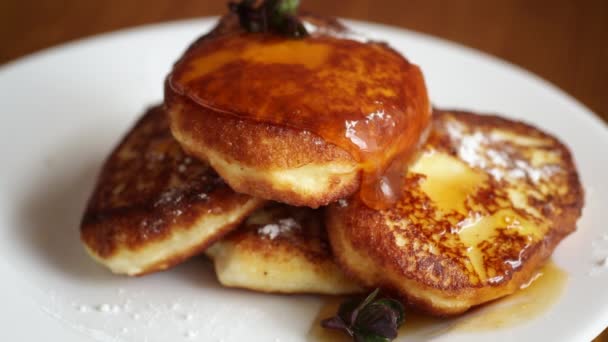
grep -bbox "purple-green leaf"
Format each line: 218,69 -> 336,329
321,316 -> 354,336
350,288 -> 380,325
228,0 -> 308,37
355,303 -> 399,339
320,289 -> 406,342
374,299 -> 405,326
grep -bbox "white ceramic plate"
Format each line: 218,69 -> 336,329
0,18 -> 606,342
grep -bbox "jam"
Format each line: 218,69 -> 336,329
167,29 -> 430,209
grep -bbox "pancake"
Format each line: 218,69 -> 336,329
206,203 -> 362,295
167,98 -> 360,209
80,105 -> 265,276
165,14 -> 430,209
326,109 -> 584,316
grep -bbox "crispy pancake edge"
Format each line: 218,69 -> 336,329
207,239 -> 363,295
326,109 -> 584,315
167,98 -> 360,208
80,105 -> 266,275
207,204 -> 363,295
165,13 -> 428,208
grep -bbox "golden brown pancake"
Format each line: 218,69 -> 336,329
167,98 -> 360,208
206,203 -> 362,295
80,105 -> 265,276
326,109 -> 583,316
165,14 -> 430,209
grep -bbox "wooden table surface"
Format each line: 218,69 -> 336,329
1,0 -> 607,122
1,0 -> 607,340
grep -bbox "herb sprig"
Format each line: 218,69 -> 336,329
321,289 -> 406,342
228,0 -> 308,38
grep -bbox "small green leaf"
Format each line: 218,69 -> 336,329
350,288 -> 380,324
228,0 -> 308,38
356,303 -> 399,339
353,331 -> 391,342
320,289 -> 406,341
277,0 -> 300,15
321,316 -> 354,336
375,299 -> 406,326
337,298 -> 360,325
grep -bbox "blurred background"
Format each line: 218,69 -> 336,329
0,0 -> 606,340
1,0 -> 606,123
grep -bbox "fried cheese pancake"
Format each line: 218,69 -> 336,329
326,110 -> 583,315
206,203 -> 362,295
165,14 -> 430,209
81,105 -> 265,276
169,98 -> 360,209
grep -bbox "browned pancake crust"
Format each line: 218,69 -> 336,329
168,97 -> 359,208
222,204 -> 336,267
170,97 -> 355,170
81,105 -> 265,275
207,202 -> 362,294
326,109 -> 584,315
171,12 -> 352,173
165,13 -> 429,208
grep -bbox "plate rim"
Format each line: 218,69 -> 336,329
0,16 -> 606,342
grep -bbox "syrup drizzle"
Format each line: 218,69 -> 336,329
166,21 -> 430,209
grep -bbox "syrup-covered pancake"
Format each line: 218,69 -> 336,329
326,109 -> 583,315
165,14 -> 430,209
80,105 -> 265,276
206,203 -> 362,295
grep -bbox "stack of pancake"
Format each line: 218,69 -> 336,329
80,12 -> 583,316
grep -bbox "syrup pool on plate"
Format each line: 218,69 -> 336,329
308,261 -> 567,341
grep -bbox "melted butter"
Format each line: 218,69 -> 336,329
242,40 -> 330,67
411,152 -> 484,214
179,50 -> 239,84
409,151 -> 547,282
180,41 -> 330,83
458,210 -> 544,282
309,262 -> 566,341
167,32 -> 431,209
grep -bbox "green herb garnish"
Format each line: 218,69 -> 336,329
228,0 -> 308,38
321,289 -> 406,342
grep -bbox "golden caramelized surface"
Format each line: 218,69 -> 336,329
326,109 -> 583,315
166,14 -> 431,209
207,203 -> 361,295
167,96 -> 360,208
81,105 -> 265,275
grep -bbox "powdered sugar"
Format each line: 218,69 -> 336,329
154,189 -> 184,207
97,304 -> 112,313
589,234 -> 608,277
185,330 -> 199,338
445,120 -> 558,183
257,217 -> 301,239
